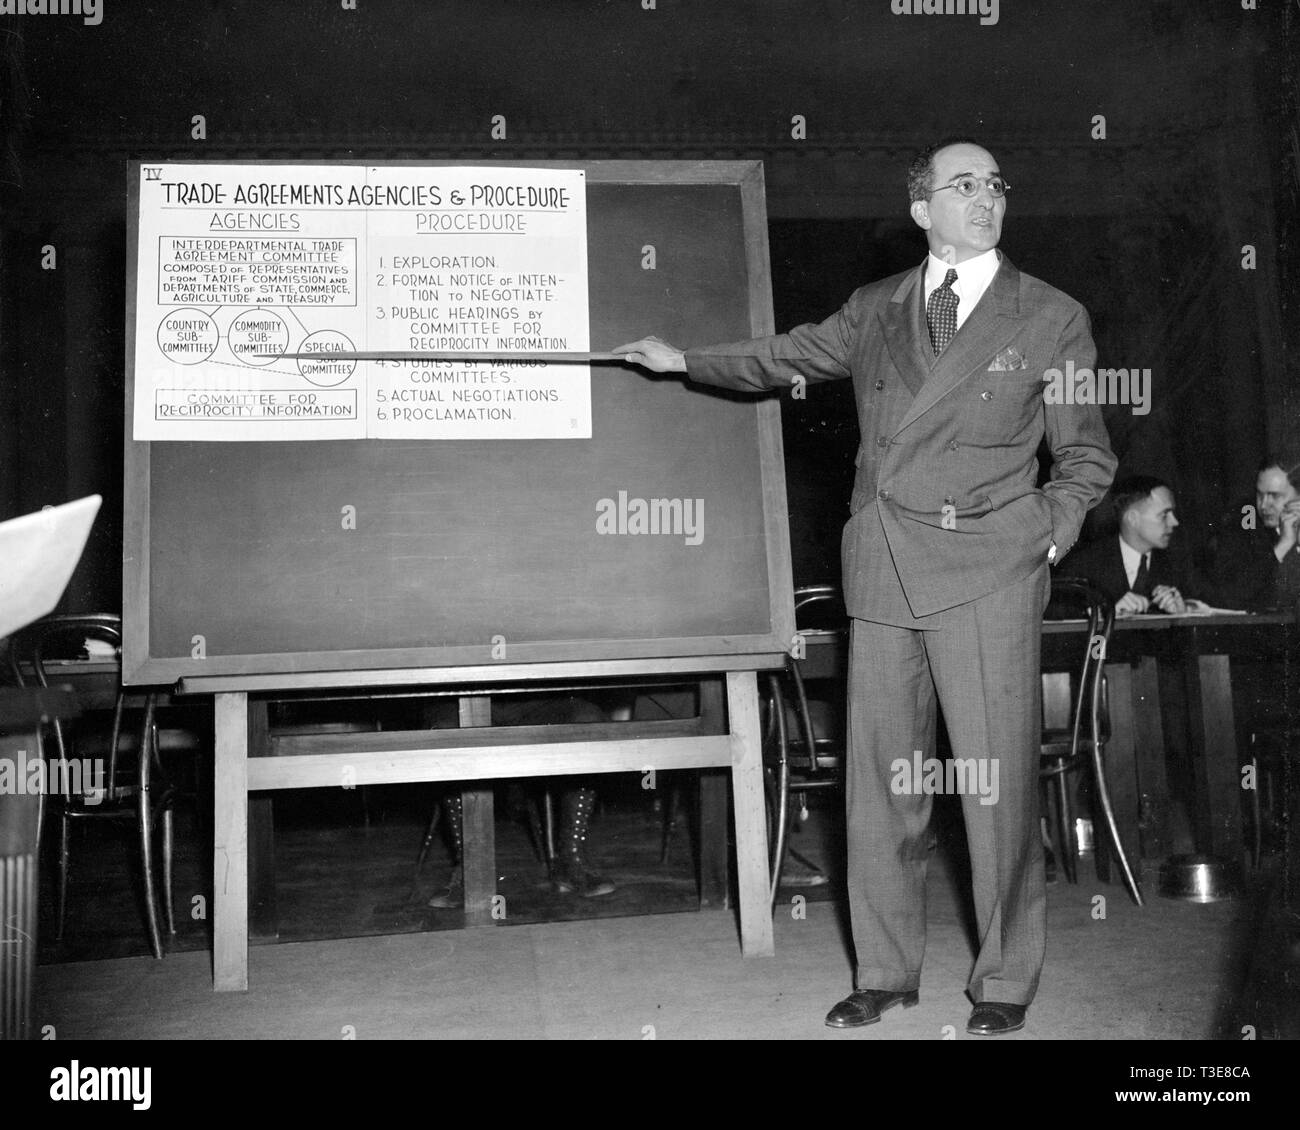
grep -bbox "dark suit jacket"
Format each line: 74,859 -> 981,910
684,255 -> 1117,624
1202,517 -> 1300,611
1056,535 -> 1193,607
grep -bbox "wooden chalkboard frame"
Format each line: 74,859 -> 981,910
123,160 -> 794,688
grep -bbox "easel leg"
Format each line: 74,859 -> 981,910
727,670 -> 774,957
213,691 -> 249,991
697,678 -> 729,908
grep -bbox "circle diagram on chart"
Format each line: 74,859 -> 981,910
157,308 -> 219,365
148,303 -> 360,425
226,309 -> 291,367
154,306 -> 352,380
294,329 -> 358,387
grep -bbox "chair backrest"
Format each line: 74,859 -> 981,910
780,584 -> 849,770
1046,578 -> 1115,752
9,614 -> 125,799
794,583 -> 847,631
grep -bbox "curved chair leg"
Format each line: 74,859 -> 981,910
767,673 -> 791,909
541,787 -> 557,866
1090,744 -> 1144,906
1054,769 -> 1077,884
758,692 -> 780,877
784,663 -> 830,885
788,663 -> 818,769
138,792 -> 163,957
162,806 -> 176,935
138,698 -> 165,958
56,809 -> 70,941
768,760 -> 790,908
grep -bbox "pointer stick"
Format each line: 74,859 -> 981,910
257,351 -> 625,362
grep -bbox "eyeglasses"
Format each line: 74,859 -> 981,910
931,175 -> 1010,199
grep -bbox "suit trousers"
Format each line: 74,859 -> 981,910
846,562 -> 1048,1005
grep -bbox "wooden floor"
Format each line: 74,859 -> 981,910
32,775 -> 1300,1042
36,772 -> 841,965
33,830 -> 1299,1042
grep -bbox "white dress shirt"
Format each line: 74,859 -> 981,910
1119,536 -> 1149,590
923,248 -> 1001,332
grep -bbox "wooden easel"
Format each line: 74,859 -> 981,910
186,660 -> 774,991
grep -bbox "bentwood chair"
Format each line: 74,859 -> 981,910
8,613 -> 197,957
764,584 -> 848,907
1040,578 -> 1143,906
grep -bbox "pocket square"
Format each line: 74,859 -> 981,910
988,347 -> 1028,371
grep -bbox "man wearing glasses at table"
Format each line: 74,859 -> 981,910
1204,456 -> 1300,612
616,139 -> 1115,1036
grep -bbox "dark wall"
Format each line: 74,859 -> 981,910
2,0 -> 1295,608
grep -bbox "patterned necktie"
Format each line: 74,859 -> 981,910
927,268 -> 959,355
1133,553 -> 1152,597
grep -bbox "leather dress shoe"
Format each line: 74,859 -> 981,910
967,1002 -> 1027,1036
825,988 -> 919,1029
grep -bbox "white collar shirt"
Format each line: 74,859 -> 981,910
923,248 -> 1001,332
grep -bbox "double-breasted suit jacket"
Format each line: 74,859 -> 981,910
685,255 -> 1116,625
683,253 -> 1116,1004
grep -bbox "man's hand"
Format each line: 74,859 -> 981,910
611,336 -> 688,374
1115,591 -> 1151,617
1150,584 -> 1185,614
1275,499 -> 1300,561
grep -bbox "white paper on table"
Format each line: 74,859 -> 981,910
1177,600 -> 1250,617
0,495 -> 102,639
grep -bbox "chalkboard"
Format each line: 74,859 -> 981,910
122,161 -> 793,686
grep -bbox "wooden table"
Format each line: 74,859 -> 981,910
1105,611 -> 1296,862
804,612 -> 1297,882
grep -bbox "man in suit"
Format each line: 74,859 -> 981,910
1058,475 -> 1195,615
1203,456 -> 1300,612
615,138 -> 1115,1035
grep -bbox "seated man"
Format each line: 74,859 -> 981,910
1202,455 -> 1300,612
1057,475 -> 1195,615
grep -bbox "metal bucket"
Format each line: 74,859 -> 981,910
1158,853 -> 1241,903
